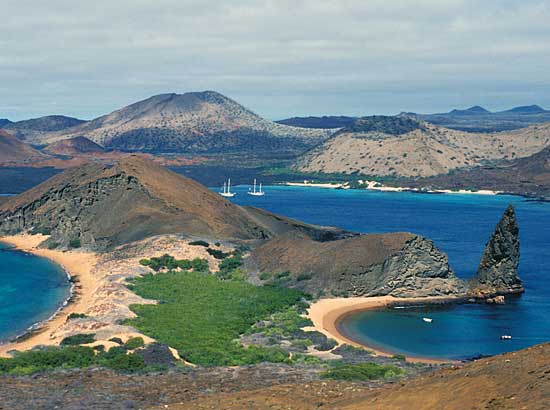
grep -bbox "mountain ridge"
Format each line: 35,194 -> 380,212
24,91 -> 333,155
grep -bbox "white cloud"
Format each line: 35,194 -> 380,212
1,0 -> 549,120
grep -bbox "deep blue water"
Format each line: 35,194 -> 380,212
0,243 -> 71,342
225,185 -> 550,360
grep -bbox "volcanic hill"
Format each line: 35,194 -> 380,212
33,91 -> 332,155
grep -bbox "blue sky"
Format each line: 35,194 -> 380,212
1,0 -> 550,121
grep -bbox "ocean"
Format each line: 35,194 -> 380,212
226,185 -> 550,360
0,243 -> 71,342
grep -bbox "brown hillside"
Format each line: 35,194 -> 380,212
0,130 -> 47,164
44,136 -> 105,155
0,156 -> 350,250
160,343 -> 550,410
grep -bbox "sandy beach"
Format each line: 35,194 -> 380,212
0,234 -> 100,356
0,233 -> 232,358
306,296 -> 461,364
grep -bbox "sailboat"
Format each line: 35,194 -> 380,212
247,179 -> 265,196
220,178 -> 236,197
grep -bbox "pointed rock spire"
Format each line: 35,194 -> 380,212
473,205 -> 523,295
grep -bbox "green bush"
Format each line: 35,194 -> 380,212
259,272 -> 273,281
109,337 -> 123,345
67,313 -> 88,320
206,248 -> 230,259
60,333 -> 96,346
124,337 -> 145,350
69,239 -> 81,249
321,363 -> 404,381
189,240 -> 209,247
297,273 -> 313,281
139,255 -> 207,272
47,242 -> 59,250
392,354 -> 407,362
126,270 -> 304,366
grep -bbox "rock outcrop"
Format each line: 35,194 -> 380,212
249,233 -> 466,298
471,205 -> 523,296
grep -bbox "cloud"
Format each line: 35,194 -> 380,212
1,0 -> 549,120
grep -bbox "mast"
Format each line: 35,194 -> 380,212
259,182 -> 262,193
253,178 -> 257,193
228,178 -> 231,194
223,181 -> 226,194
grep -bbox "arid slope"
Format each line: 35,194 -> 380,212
296,117 -> 550,177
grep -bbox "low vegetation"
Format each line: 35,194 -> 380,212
60,333 -> 96,346
0,345 -> 149,375
321,363 -> 404,381
139,254 -> 208,272
126,269 -> 306,366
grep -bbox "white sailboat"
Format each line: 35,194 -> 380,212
220,178 -> 236,197
247,179 -> 265,196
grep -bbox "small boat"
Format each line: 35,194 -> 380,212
220,178 -> 236,197
247,179 -> 265,196
422,317 -> 433,323
500,335 -> 512,340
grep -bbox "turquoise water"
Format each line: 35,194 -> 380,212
226,185 -> 550,360
0,243 -> 71,342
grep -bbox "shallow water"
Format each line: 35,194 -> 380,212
226,185 -> 550,359
0,243 -> 71,342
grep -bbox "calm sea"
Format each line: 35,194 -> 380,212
0,243 -> 71,342
226,185 -> 550,360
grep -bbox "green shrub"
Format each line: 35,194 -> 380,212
109,337 -> 123,345
392,354 -> 407,361
206,248 -> 230,259
190,258 -> 209,272
124,337 -> 145,350
126,270 -> 304,366
189,240 -> 209,247
297,273 -> 313,281
321,363 -> 404,381
60,333 -> 95,346
69,239 -> 81,249
259,272 -> 273,281
67,313 -> 88,320
47,242 -> 59,250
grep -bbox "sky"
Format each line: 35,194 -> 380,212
1,0 -> 550,121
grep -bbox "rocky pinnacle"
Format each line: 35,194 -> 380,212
474,205 -> 523,294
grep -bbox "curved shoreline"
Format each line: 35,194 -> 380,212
0,234 -> 99,357
306,296 -> 463,364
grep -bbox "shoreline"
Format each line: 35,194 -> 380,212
306,296 -> 463,364
0,234 -> 99,357
282,181 -> 502,196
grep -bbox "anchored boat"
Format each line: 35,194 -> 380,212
220,178 -> 236,197
247,179 -> 265,196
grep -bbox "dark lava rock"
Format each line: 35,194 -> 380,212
135,343 -> 178,367
473,205 -> 523,295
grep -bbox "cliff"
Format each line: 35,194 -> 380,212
249,232 -> 466,298
470,205 -> 523,296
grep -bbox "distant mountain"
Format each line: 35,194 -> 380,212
0,130 -> 48,164
4,115 -> 86,142
0,119 -> 13,128
295,116 -> 550,177
33,91 -> 332,155
498,105 -> 546,114
44,136 -> 105,156
448,105 -> 491,116
276,116 -> 356,129
413,104 -> 550,132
